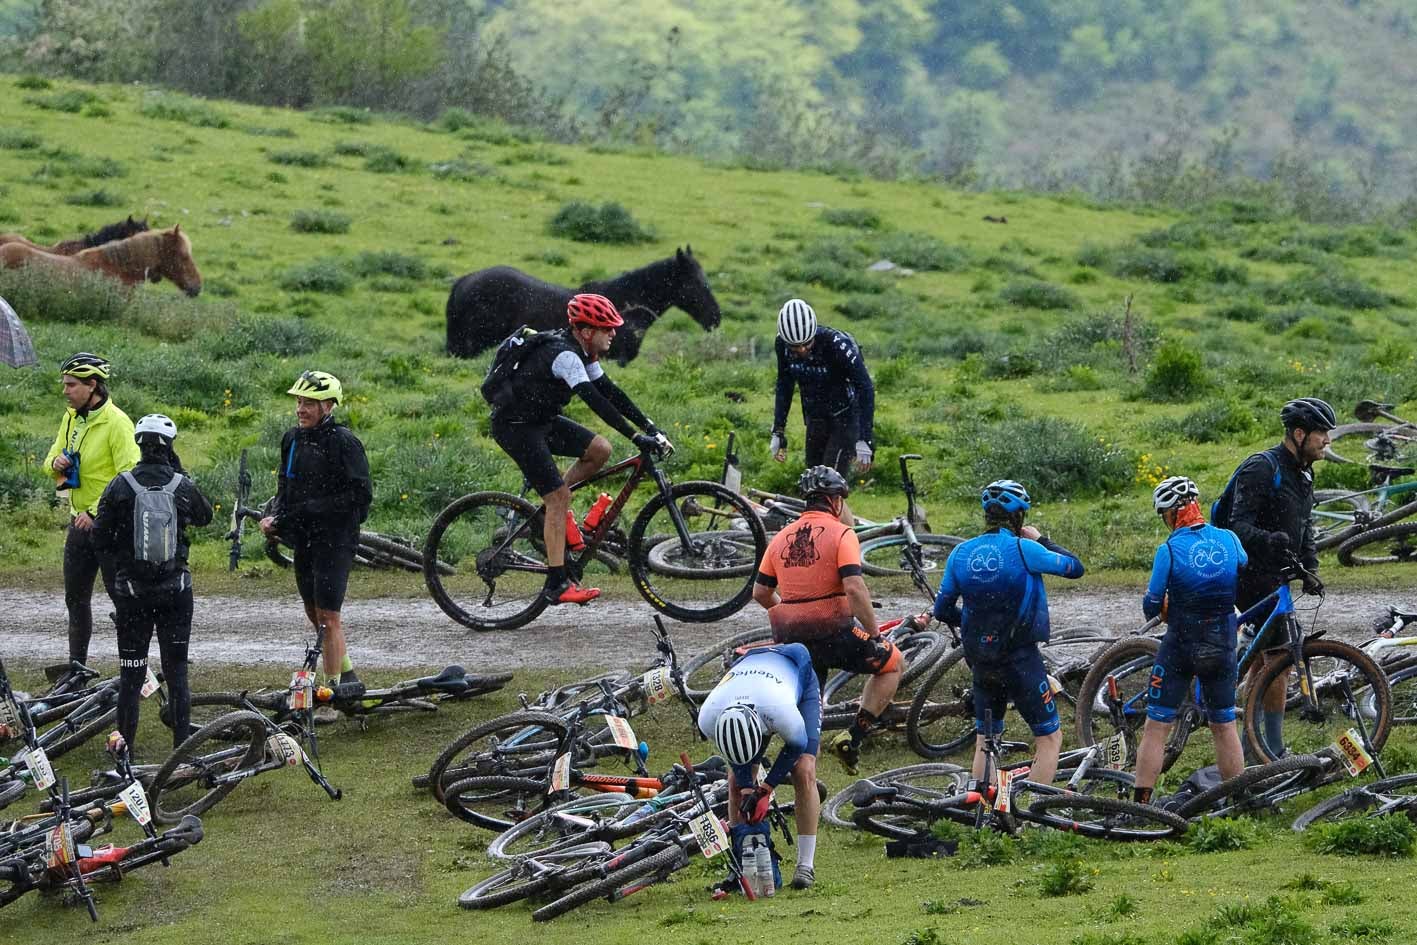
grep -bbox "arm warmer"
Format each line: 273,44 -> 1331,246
573,380 -> 638,440
592,374 -> 651,430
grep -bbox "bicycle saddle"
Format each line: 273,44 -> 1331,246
44,660 -> 99,685
851,779 -> 899,806
1369,464 -> 1415,480
415,665 -> 471,693
1355,400 -> 1394,422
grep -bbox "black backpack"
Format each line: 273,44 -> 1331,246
1210,451 -> 1280,529
480,326 -> 558,407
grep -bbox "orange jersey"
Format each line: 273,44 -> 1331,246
755,510 -> 862,640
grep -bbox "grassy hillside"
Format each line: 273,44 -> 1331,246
1,77 -> 1415,587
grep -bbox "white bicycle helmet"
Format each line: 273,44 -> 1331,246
1152,475 -> 1200,512
777,299 -> 817,346
714,701 -> 766,766
134,413 -> 178,443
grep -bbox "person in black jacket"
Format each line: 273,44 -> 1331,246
1226,396 -> 1335,756
91,414 -> 213,753
259,371 -> 372,710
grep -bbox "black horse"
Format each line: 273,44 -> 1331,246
445,246 -> 721,365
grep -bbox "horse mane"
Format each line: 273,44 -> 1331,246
94,227 -> 184,273
83,215 -> 148,248
580,254 -> 679,317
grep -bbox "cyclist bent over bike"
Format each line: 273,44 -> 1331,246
932,480 -> 1084,787
487,294 -> 669,606
752,466 -> 901,776
1133,476 -> 1247,805
699,642 -> 820,890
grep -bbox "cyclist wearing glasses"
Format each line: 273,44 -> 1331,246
259,371 -> 371,711
699,641 -> 821,890
770,299 -> 875,525
43,353 -> 141,666
1132,476 -> 1247,805
1225,396 -> 1335,756
932,480 -> 1084,787
487,293 -> 669,607
752,466 -> 902,777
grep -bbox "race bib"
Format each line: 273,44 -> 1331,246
689,811 -> 730,859
1099,732 -> 1129,771
995,767 -> 1014,814
22,746 -> 56,791
289,670 -> 316,711
1333,728 -> 1374,777
604,715 -> 638,750
140,667 -> 161,699
119,781 -> 152,826
46,822 -> 76,869
266,733 -> 302,767
549,752 -> 572,794
642,667 -> 671,705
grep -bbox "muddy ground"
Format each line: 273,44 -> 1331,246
1,585 -> 1408,672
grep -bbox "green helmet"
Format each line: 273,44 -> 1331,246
60,352 -> 111,380
287,370 -> 342,403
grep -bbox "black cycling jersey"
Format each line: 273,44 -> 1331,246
1227,443 -> 1318,579
268,416 -> 372,539
772,326 -> 875,445
90,459 -> 214,593
492,327 -> 651,439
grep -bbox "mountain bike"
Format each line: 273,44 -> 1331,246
1171,753 -> 1337,820
1291,769 -> 1417,830
424,439 -> 766,630
1324,399 -> 1417,465
1312,464 -> 1417,553
1073,558 -> 1392,767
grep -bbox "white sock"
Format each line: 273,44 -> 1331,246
796,834 -> 816,869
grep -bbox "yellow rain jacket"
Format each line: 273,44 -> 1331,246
42,399 -> 141,518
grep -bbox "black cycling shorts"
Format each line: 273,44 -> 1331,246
491,413 -> 596,497
804,418 -> 856,477
799,626 -> 903,688
291,529 -> 357,612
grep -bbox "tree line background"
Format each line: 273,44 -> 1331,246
2,0 -> 1416,218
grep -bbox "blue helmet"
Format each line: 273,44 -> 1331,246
981,479 -> 1031,514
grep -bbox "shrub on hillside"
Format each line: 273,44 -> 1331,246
269,150 -> 328,168
547,201 -> 654,244
0,264 -> 128,324
1209,298 -> 1266,322
779,259 -> 883,294
350,252 -> 426,280
1142,338 -> 1209,400
998,279 -> 1078,310
200,315 -> 330,360
964,416 -> 1135,500
1176,398 -> 1258,443
278,259 -> 352,294
0,128 -> 43,150
138,92 -> 231,129
364,147 -> 412,173
821,207 -> 883,229
877,232 -> 970,271
836,292 -> 918,321
24,90 -> 97,113
14,75 -> 51,90
63,189 -> 124,207
1305,813 -> 1417,856
331,141 -> 370,156
243,125 -> 297,138
311,106 -> 372,125
1263,267 -> 1394,309
429,159 -> 492,181
290,210 -> 351,234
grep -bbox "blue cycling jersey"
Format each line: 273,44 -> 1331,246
933,529 -> 1084,658
1142,523 -> 1248,624
772,326 -> 875,444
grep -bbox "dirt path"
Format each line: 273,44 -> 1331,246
0,585 -> 1406,672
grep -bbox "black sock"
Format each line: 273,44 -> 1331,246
1132,786 -> 1153,805
546,564 -> 566,589
339,669 -> 360,684
848,709 -> 879,745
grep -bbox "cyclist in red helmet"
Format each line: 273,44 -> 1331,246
487,293 -> 670,605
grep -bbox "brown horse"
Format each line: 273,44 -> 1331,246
0,216 -> 149,255
0,224 -> 202,297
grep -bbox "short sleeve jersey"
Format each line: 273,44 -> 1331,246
755,510 -> 862,639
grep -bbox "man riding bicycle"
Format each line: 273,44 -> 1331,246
932,480 -> 1084,788
770,299 -> 875,525
1132,476 -> 1247,805
699,641 -> 820,890
1224,397 -> 1334,757
752,466 -> 901,776
487,293 -> 670,606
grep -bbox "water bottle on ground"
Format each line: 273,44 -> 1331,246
753,835 -> 775,897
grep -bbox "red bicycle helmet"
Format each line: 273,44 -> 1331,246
567,293 -> 624,329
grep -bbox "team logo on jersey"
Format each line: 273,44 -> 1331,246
781,522 -> 824,568
1187,540 -> 1230,579
967,547 -> 1003,583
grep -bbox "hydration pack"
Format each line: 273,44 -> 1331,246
1210,452 -> 1280,529
120,471 -> 182,579
480,325 -> 557,407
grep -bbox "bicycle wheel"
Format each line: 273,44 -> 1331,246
628,482 -> 767,623
100,816 -> 204,875
147,710 -> 269,825
1242,639 -> 1392,762
532,844 -> 689,922
360,532 -> 427,569
644,530 -> 760,579
0,778 -> 26,810
424,491 -> 549,631
1337,520 -> 1417,566
1311,489 -> 1370,551
488,792 -> 638,860
1380,664 -> 1417,725
1291,772 -> 1417,830
1175,754 -> 1330,820
822,763 -> 966,830
680,627 -> 774,701
460,843 -> 613,910
1326,422 -> 1395,464
905,647 -> 976,758
1073,637 -> 1168,766
424,711 -> 572,801
1022,792 -> 1187,841
859,534 -> 963,578
442,775 -> 548,830
821,631 -> 948,711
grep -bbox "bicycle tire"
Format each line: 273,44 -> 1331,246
442,774 -> 549,830
1291,771 -> 1417,831
0,778 -> 26,811
460,843 -> 613,910
1242,638 -> 1391,762
1071,636 -> 1192,771
680,627 -> 776,701
1379,664 -> 1417,725
643,530 -> 760,579
859,534 -> 963,578
1311,489 -> 1370,551
532,843 -> 689,922
424,711 -> 572,801
488,793 -> 639,860
39,703 -> 118,760
1325,422 -> 1396,464
821,630 -> 948,711
822,763 -> 966,829
1176,753 -> 1330,820
360,533 -> 429,569
147,710 -> 269,825
1337,519 -> 1417,567
905,647 -> 976,758
424,491 -> 549,631
1022,792 -> 1187,841
628,482 -> 767,623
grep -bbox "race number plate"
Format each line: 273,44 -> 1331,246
140,667 -> 161,699
0,694 -> 21,739
723,463 -> 743,496
549,752 -> 572,794
45,822 -> 76,869
995,767 -> 1014,814
1099,732 -> 1129,771
289,670 -> 316,711
1046,674 -> 1065,696
642,667 -> 671,705
119,781 -> 152,826
689,812 -> 730,859
266,733 -> 302,767
22,746 -> 56,791
1333,728 -> 1374,777
605,715 -> 638,750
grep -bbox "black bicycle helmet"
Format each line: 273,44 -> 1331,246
799,465 -> 849,499
1280,397 -> 1337,432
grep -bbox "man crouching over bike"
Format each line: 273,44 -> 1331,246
752,466 -> 902,776
932,480 -> 1084,788
699,642 -> 820,890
